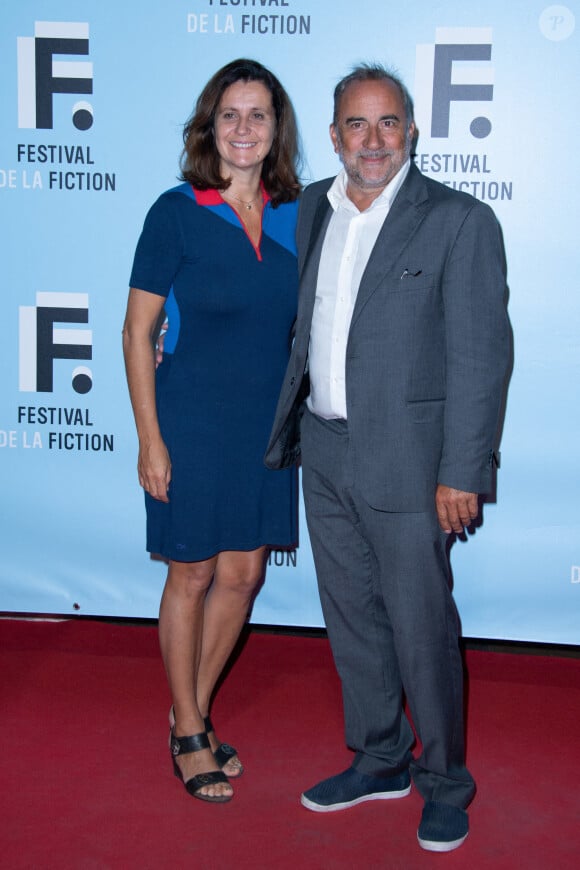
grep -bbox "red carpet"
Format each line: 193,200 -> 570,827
1,618 -> 579,869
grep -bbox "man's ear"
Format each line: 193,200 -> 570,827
330,123 -> 339,154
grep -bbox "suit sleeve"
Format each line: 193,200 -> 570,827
437,201 -> 511,494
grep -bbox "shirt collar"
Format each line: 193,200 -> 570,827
327,159 -> 410,213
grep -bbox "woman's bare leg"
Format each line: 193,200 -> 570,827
158,556 -> 233,800
196,547 -> 267,773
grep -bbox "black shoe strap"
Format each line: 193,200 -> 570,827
170,730 -> 210,757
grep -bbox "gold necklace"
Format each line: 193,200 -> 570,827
222,190 -> 262,211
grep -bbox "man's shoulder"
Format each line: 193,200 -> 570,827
412,164 -> 497,219
296,177 -> 333,231
302,177 -> 334,201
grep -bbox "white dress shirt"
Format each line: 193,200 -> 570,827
307,160 -> 410,419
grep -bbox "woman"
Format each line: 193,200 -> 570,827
123,59 -> 301,803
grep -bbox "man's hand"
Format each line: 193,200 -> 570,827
435,484 -> 478,534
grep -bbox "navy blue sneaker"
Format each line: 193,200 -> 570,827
300,766 -> 411,813
417,800 -> 469,852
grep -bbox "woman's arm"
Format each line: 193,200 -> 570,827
122,287 -> 171,503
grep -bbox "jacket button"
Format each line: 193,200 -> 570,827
290,376 -> 296,386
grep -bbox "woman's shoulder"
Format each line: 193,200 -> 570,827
153,182 -> 198,209
144,184 -> 211,228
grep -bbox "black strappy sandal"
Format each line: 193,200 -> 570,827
204,715 -> 244,778
170,728 -> 232,803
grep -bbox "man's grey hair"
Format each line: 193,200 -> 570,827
332,63 -> 414,131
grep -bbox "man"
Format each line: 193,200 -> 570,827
265,64 -> 510,852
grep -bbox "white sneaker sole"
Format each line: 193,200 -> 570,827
417,832 -> 468,852
300,784 -> 411,813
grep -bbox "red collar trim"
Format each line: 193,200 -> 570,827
192,182 -> 270,206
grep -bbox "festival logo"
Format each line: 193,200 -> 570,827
414,27 -> 513,204
19,292 -> 92,394
415,26 -> 494,140
10,292 -> 114,452
9,21 -> 115,192
17,21 -> 93,130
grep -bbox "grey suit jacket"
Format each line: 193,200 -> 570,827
265,162 -> 511,512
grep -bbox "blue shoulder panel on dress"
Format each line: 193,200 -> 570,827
170,182 -> 195,200
262,199 -> 299,256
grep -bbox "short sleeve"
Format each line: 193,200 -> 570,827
129,194 -> 183,297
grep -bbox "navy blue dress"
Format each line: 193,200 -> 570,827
130,184 -> 298,561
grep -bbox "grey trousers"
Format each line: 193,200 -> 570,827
301,408 -> 475,809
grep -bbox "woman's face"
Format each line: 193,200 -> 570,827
214,80 -> 276,178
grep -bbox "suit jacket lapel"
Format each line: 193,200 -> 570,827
350,164 -> 430,328
295,193 -> 332,352
301,193 -> 332,276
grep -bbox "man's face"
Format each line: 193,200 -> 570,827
331,79 -> 415,197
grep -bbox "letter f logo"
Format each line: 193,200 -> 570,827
415,28 -> 494,140
17,22 -> 93,130
19,293 -> 93,393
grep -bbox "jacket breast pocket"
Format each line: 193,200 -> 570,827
384,272 -> 435,294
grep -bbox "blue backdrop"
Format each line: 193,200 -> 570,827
1,1 -> 579,642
